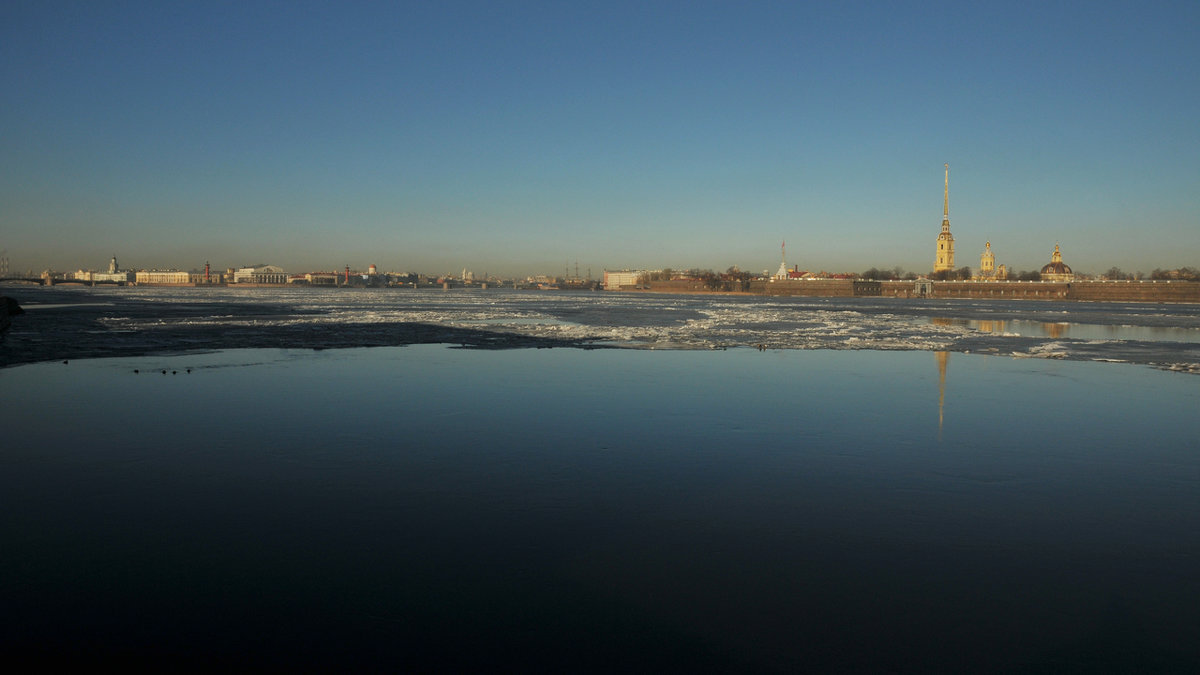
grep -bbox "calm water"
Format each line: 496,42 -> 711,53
2,344 -> 1198,672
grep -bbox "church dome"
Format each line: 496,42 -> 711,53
1040,244 -> 1073,280
1040,261 -> 1072,275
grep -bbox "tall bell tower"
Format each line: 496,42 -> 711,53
934,163 -> 955,273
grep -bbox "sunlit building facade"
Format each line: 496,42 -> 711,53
233,265 -> 287,284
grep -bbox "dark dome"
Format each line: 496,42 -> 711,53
1041,261 -> 1072,275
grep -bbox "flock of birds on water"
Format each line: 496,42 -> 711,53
59,359 -> 192,375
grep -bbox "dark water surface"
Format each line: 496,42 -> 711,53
2,346 -> 1198,672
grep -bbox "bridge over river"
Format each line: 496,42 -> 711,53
0,277 -> 128,286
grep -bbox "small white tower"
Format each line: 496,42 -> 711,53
774,241 -> 789,280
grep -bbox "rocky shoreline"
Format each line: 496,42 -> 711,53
0,319 -> 611,369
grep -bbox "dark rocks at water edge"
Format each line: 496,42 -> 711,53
1,296 -> 24,334
0,320 -> 611,368
2,296 -> 24,316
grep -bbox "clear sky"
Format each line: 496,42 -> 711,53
2,0 -> 1198,278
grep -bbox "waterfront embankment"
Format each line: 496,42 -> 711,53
630,278 -> 1200,302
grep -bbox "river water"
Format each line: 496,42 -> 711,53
3,285 -> 1200,369
2,287 -> 1198,671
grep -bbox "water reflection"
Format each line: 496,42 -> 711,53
936,350 -> 949,439
928,316 -> 1200,341
4,347 -> 1200,671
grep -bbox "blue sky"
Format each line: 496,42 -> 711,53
2,0 -> 1197,277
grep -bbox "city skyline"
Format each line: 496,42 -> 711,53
3,2 -> 1198,277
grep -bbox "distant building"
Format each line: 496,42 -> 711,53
303,272 -> 339,285
190,270 -> 226,284
1040,244 -> 1074,282
603,270 -> 642,290
136,270 -> 190,285
233,265 -> 287,284
934,164 -> 955,273
91,270 -> 132,283
191,261 -> 223,285
75,255 -> 132,283
979,241 -> 994,276
973,241 -> 1006,280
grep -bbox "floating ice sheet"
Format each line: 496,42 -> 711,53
4,286 -> 1199,372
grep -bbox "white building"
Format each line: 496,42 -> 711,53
93,271 -> 132,283
75,255 -> 131,283
603,270 -> 642,290
135,270 -> 191,285
233,265 -> 287,284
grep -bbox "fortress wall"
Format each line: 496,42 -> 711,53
754,279 -> 856,296
634,279 -> 1200,303
1066,281 -> 1200,303
875,281 -> 1075,299
881,281 -> 918,298
644,279 -> 728,293
931,281 -> 1071,300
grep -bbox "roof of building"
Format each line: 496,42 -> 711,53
1041,244 -> 1072,275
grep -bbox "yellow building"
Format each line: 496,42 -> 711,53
1040,244 -> 1074,282
934,163 -> 955,272
973,241 -> 1007,280
135,270 -> 191,285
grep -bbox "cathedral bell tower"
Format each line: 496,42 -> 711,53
934,163 -> 955,273
980,241 -> 995,275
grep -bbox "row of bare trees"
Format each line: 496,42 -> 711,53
1102,267 -> 1200,281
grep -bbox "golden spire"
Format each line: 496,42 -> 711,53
942,163 -> 950,229
934,163 -> 956,272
